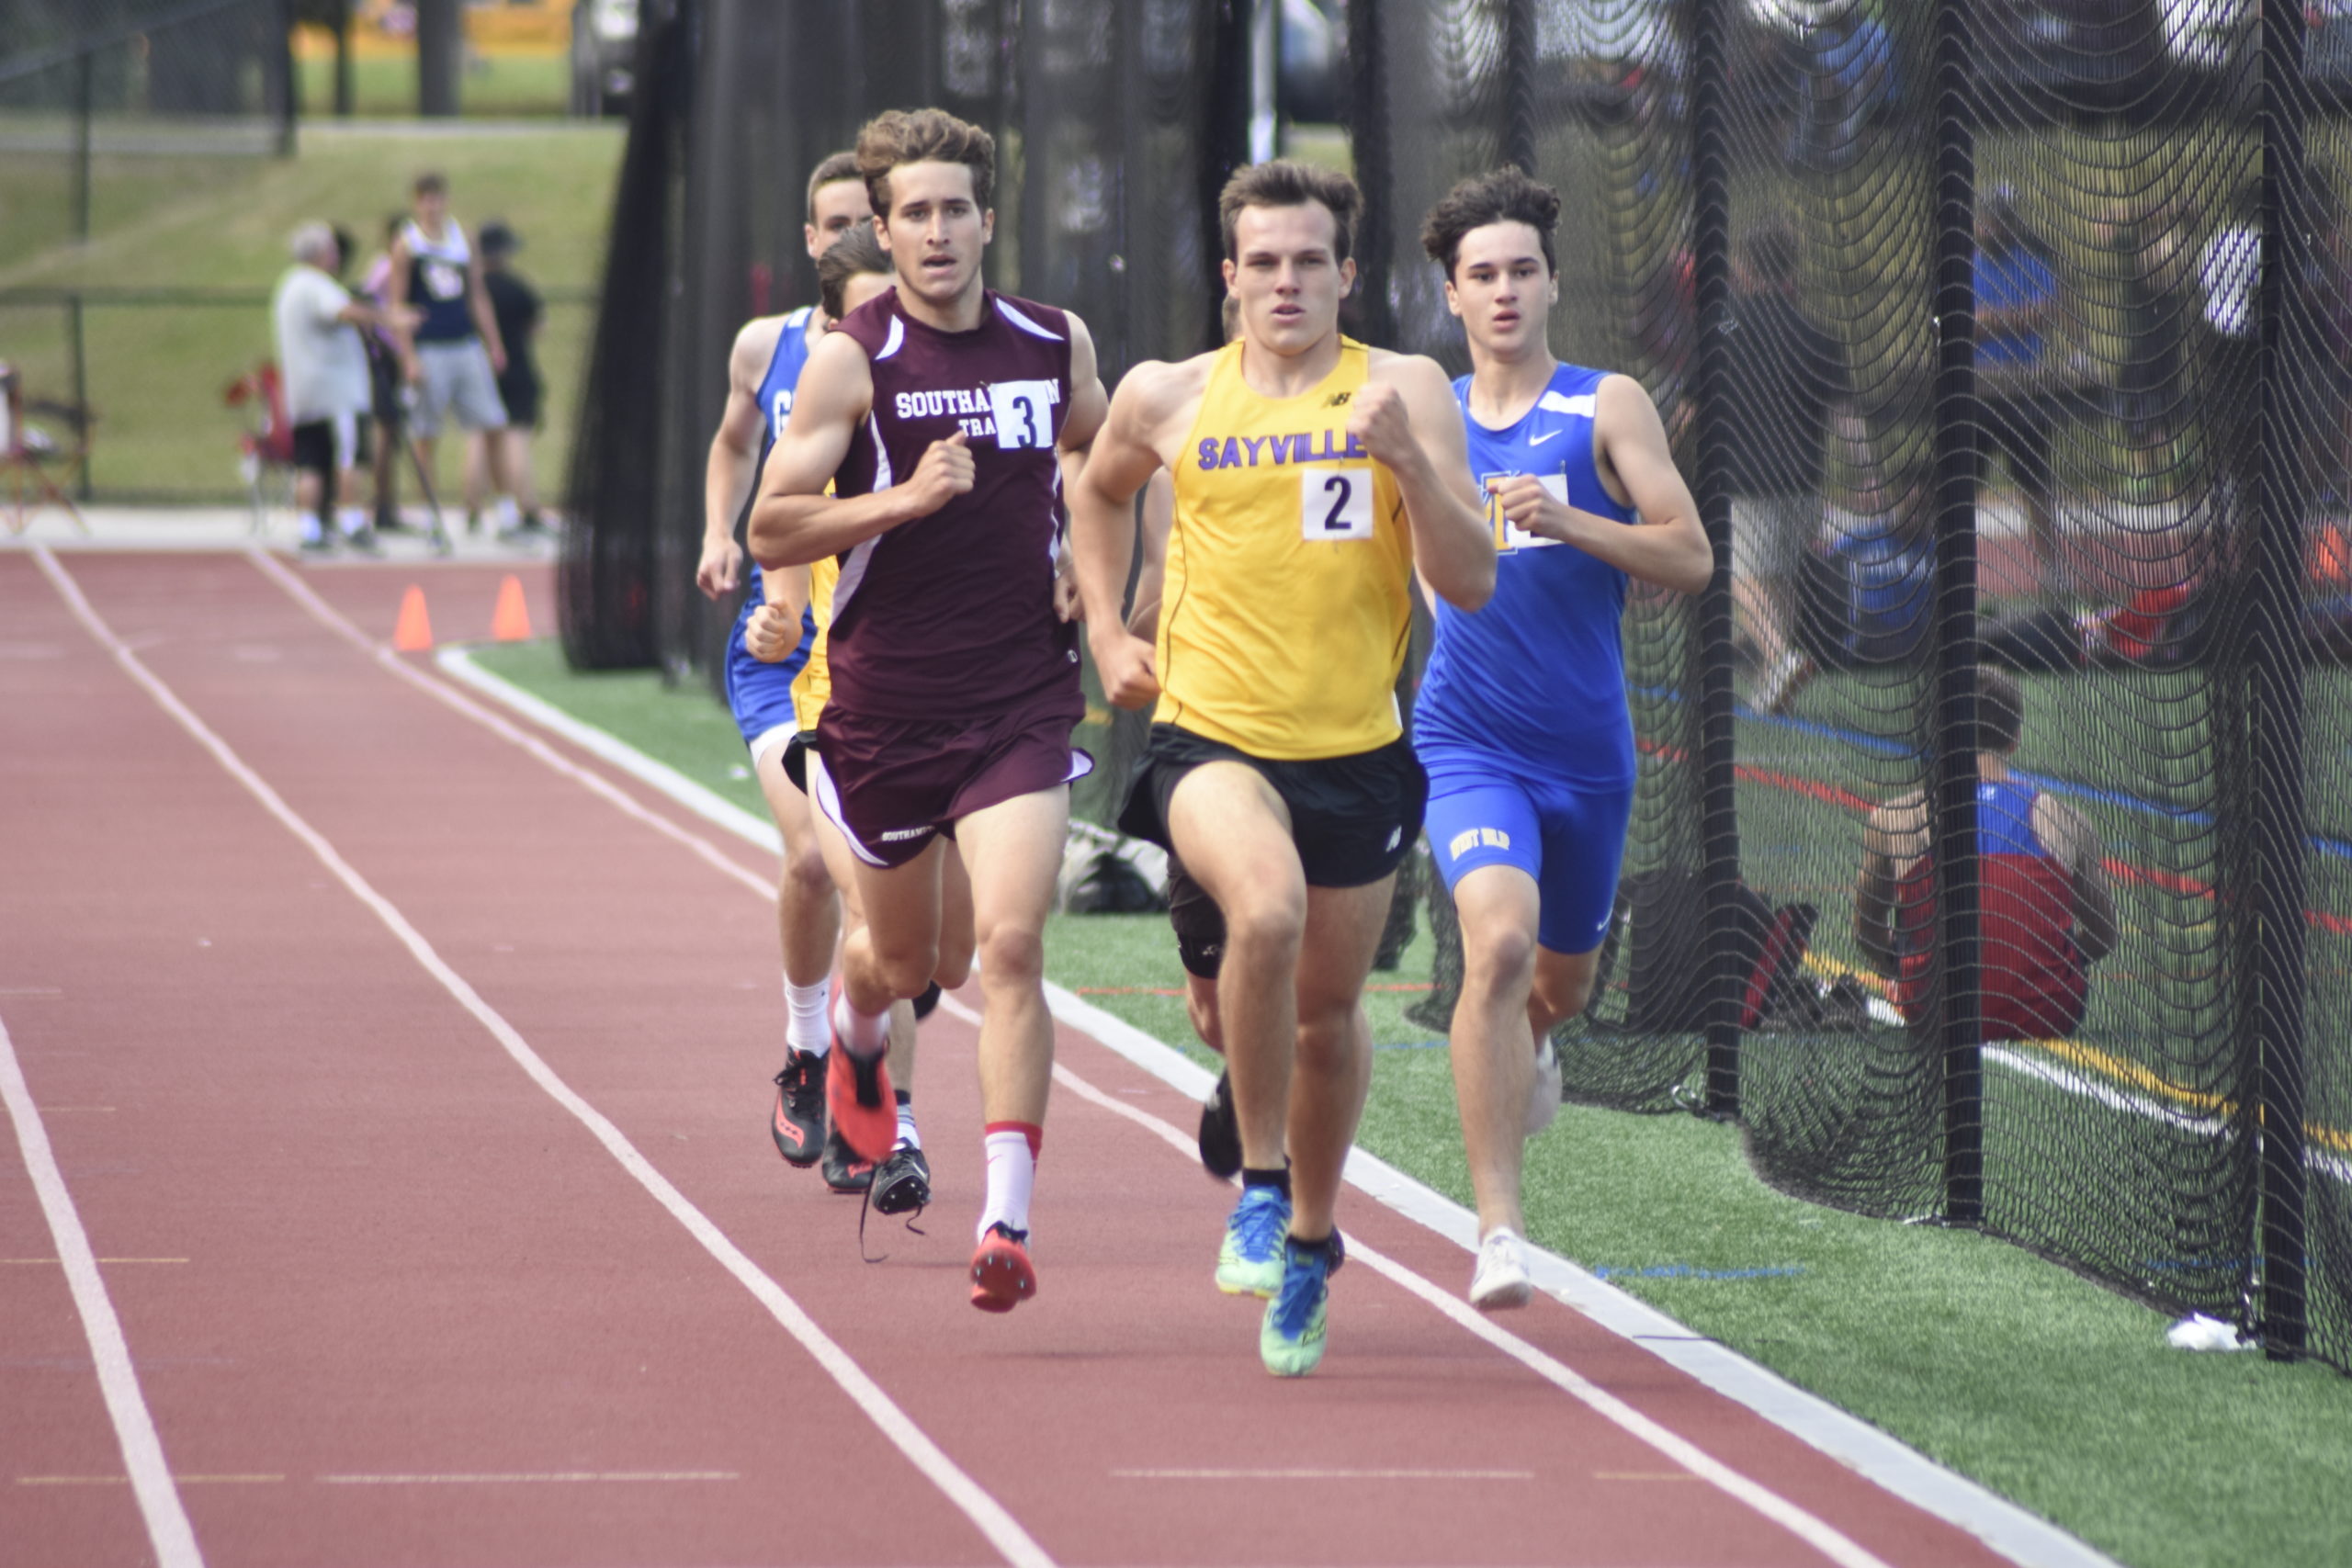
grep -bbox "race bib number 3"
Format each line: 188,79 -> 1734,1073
1301,466 -> 1375,541
988,379 -> 1057,449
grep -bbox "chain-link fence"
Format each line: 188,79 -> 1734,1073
564,0 -> 2352,1371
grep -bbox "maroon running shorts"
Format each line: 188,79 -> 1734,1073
811,690 -> 1091,870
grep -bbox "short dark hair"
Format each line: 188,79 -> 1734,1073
413,171 -> 447,198
856,108 -> 995,216
818,220 -> 891,321
1980,667 -> 2025,754
1219,160 -> 1362,265
1418,167 -> 1560,279
805,151 -> 862,221
1738,215 -> 1800,287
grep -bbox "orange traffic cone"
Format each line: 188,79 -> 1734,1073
491,573 -> 533,641
392,585 -> 434,652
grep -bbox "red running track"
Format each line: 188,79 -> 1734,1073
1,547 -> 2030,1568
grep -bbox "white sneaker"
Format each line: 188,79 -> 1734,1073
1470,1229 -> 1532,1313
1525,1034 -> 1562,1137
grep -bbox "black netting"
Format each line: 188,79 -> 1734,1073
566,0 -> 2350,1371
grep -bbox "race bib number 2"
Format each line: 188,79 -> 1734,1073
1301,466 -> 1375,541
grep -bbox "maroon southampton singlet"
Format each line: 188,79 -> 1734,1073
824,288 -> 1080,721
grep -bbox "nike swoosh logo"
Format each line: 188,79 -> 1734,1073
1528,429 -> 1564,446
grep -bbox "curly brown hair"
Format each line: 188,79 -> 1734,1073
1218,160 -> 1362,265
854,108 -> 995,217
1418,167 -> 1560,280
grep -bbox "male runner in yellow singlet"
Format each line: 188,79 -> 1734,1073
1069,160 -> 1494,1375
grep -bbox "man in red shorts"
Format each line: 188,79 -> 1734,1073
749,107 -> 1107,1314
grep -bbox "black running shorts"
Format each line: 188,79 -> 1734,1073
1118,723 -> 1426,891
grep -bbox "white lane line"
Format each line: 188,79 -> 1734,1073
0,1011 -> 205,1568
40,547 -> 1053,1568
1113,1468 -> 1534,1481
318,1472 -> 737,1485
368,627 -> 2109,1568
1036,1037 -> 1894,1568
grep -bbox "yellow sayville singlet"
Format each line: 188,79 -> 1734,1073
1157,337 -> 1411,759
789,553 -> 838,732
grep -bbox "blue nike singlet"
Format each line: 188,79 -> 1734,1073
1414,363 -> 1637,786
743,308 -> 816,605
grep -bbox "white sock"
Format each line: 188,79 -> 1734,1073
785,977 -> 830,1056
895,1100 -> 921,1151
978,1123 -> 1039,1241
337,506 -> 368,538
299,511 -> 327,544
830,987 -> 889,1057
496,495 -> 521,530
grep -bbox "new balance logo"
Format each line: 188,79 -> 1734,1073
1326,389 -> 1351,406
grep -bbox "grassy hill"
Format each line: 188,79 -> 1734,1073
0,120 -> 623,504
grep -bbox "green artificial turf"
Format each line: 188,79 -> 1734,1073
0,121 -> 621,504
466,635 -> 2352,1568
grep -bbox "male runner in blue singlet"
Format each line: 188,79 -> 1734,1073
1415,169 -> 1711,1309
696,159 -> 932,1213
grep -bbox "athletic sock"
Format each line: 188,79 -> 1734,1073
785,976 -> 830,1056
495,495 -> 521,532
1242,1166 -> 1292,1200
978,1122 -> 1041,1240
830,987 -> 889,1057
336,506 -> 369,538
894,1089 -> 921,1151
299,511 -> 327,545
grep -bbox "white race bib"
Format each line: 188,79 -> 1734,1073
1498,472 -> 1568,552
988,379 -> 1057,448
1301,466 -> 1375,541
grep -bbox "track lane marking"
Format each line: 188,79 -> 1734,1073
0,1011 -> 204,1568
36,547 -> 1054,1568
1029,1021 -> 1895,1568
265,567 -> 2112,1568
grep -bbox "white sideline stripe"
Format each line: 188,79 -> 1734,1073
0,1011 -> 204,1568
49,550 -> 1054,1568
421,636 -> 2114,1568
1038,1042 -> 1894,1568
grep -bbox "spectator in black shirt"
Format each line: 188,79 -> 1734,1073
1723,216 -> 1845,712
478,220 -> 548,536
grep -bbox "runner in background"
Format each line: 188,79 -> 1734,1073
1412,167 -> 1709,1310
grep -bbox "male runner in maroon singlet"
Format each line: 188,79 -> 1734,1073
750,107 -> 1108,1314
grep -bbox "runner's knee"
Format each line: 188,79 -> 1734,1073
976,923 -> 1045,989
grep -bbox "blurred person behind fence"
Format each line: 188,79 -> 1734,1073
272,221 -> 410,555
478,220 -> 548,538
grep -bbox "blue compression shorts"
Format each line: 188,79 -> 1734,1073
721,593 -> 815,757
1419,746 -> 1634,957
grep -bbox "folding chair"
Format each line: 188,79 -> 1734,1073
0,361 -> 96,536
223,360 -> 297,535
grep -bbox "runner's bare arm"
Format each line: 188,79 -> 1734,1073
1488,376 -> 1711,595
748,332 -> 969,568
698,319 -> 782,599
1051,314 -> 1114,622
1127,469 -> 1176,640
1070,360 -> 1189,708
1359,354 -> 1493,612
744,564 -> 811,662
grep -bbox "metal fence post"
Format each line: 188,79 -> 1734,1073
1687,0 -> 1742,1115
1501,0 -> 1537,176
70,295 -> 91,501
1931,0 -> 1984,1224
74,48 -> 94,243
2251,0 -> 2312,1359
